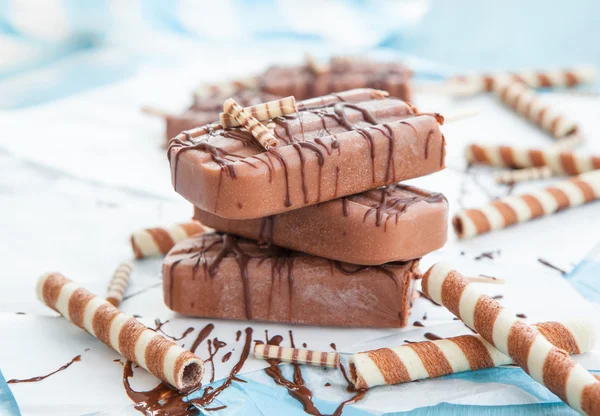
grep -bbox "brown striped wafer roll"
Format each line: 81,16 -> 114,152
494,80 -> 579,138
446,65 -> 597,96
223,98 -> 279,150
349,320 -> 595,389
494,166 -> 555,184
106,260 -> 133,307
453,170 -> 600,239
254,344 -> 340,368
465,143 -> 600,175
130,222 -> 204,259
421,263 -> 600,415
36,272 -> 204,392
219,96 -> 297,128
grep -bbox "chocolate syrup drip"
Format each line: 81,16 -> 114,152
206,337 -> 227,382
222,352 -> 232,363
268,148 -> 292,207
302,343 -> 308,348
236,330 -> 242,342
190,323 -> 215,354
8,355 -> 81,384
372,124 -> 395,182
538,258 -> 568,275
258,216 -> 274,243
342,198 -> 350,216
356,129 -> 376,182
516,313 -> 527,319
154,319 -> 194,341
362,184 -> 446,230
424,129 -> 434,159
123,361 -> 199,416
413,321 -> 424,327
192,327 -> 253,408
424,332 -> 442,341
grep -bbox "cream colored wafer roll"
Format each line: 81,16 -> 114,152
349,320 -> 595,389
219,96 -> 297,128
465,143 -> 600,175
298,88 -> 390,110
494,80 -> 579,138
254,344 -> 340,368
453,170 -> 600,239
421,263 -> 600,415
446,65 -> 597,96
494,166 -> 555,184
36,272 -> 204,392
223,98 -> 279,149
106,260 -> 133,307
130,222 -> 204,259
194,76 -> 259,99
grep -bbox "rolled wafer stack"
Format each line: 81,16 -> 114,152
130,221 -> 204,259
219,96 -> 297,128
106,260 -> 133,307
222,98 -> 279,150
37,272 -> 204,392
493,80 -> 579,138
453,170 -> 600,239
253,344 -> 340,368
349,320 -> 595,389
422,263 -> 600,415
437,65 -> 597,96
494,166 -> 555,184
465,143 -> 600,175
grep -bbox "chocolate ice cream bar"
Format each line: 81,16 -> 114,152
259,57 -> 412,101
169,89 -> 445,219
194,184 -> 448,265
163,232 -> 418,328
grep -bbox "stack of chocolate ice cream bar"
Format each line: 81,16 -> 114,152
163,87 -> 448,328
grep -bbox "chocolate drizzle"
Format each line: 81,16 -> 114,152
8,355 -> 81,384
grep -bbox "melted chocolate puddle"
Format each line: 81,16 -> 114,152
8,355 -> 81,384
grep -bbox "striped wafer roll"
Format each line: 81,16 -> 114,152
254,344 -> 340,368
298,88 -> 389,110
453,170 -> 600,239
465,143 -> 600,175
494,166 -> 555,184
349,320 -> 595,389
219,96 -> 297,128
106,260 -> 133,307
494,80 -> 579,138
223,98 -> 279,149
194,76 -> 259,99
36,272 -> 204,392
130,222 -> 204,259
421,263 -> 600,415
447,65 -> 597,96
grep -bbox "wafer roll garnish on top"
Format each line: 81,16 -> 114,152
130,221 -> 204,259
36,272 -> 204,392
349,320 -> 595,390
297,88 -> 389,110
421,263 -> 600,415
223,98 -> 280,150
219,96 -> 297,128
106,260 -> 133,307
254,344 -> 340,368
493,79 -> 579,139
465,143 -> 600,175
453,170 -> 600,239
439,65 -> 597,96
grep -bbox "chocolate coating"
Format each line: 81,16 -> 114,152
194,184 -> 448,265
163,233 -> 417,328
169,94 -> 445,219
